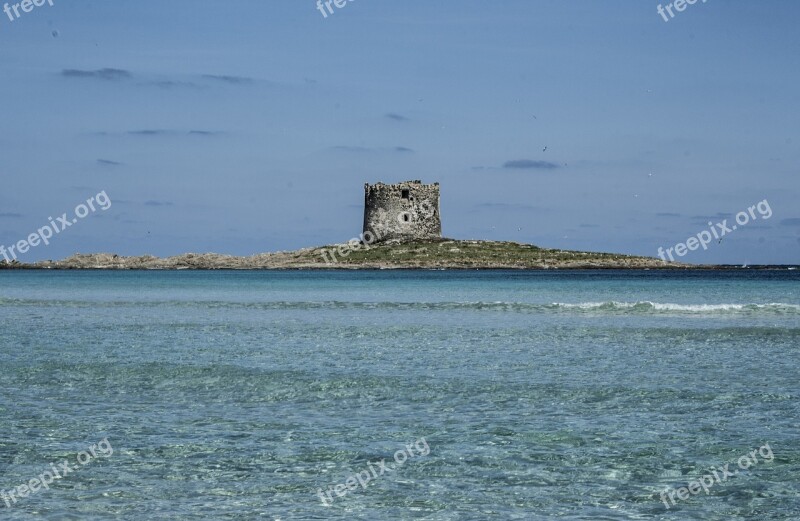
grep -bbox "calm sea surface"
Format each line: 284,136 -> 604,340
1,270 -> 798,520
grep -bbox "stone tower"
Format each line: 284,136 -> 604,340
362,180 -> 441,243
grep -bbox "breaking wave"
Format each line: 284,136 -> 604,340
549,301 -> 800,314
1,298 -> 798,315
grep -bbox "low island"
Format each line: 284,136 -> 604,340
1,239 -> 689,270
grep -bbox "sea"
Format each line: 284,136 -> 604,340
0,269 -> 798,520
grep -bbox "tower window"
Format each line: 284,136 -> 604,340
403,214 -> 410,222
401,189 -> 410,199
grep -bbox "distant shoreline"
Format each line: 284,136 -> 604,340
1,266 -> 796,271
0,239 -> 795,271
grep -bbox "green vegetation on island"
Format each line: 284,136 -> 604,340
0,239 -> 689,270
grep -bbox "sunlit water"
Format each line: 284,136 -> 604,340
1,270 -> 798,520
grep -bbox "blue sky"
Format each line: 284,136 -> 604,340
1,0 -> 798,264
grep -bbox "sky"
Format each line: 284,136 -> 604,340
0,0 -> 798,264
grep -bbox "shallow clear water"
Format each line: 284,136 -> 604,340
0,270 -> 798,520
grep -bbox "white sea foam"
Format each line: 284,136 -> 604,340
551,301 -> 800,314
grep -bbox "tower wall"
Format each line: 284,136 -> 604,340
362,180 -> 441,243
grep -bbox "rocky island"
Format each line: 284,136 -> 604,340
1,239 -> 687,270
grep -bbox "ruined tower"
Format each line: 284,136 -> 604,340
362,180 -> 441,243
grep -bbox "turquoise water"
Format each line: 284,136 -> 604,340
1,270 -> 798,520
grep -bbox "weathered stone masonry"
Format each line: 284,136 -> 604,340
362,180 -> 442,243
